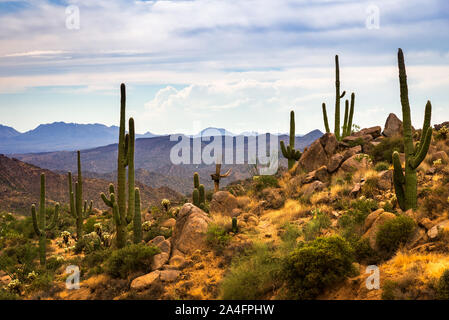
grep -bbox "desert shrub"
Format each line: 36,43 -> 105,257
252,175 -> 279,193
142,222 -> 172,242
105,244 -> 160,279
338,198 -> 377,241
381,280 -> 397,300
280,223 -> 301,246
0,243 -> 38,282
206,224 -> 231,254
421,185 -> 449,218
46,255 -> 65,272
435,127 -> 449,141
27,271 -> 54,293
302,209 -> 331,241
220,243 -> 282,300
370,136 -> 404,163
375,161 -> 390,172
0,288 -> 19,300
282,236 -> 354,299
376,216 -> 416,257
82,249 -> 112,275
83,217 -> 97,234
437,269 -> 449,300
74,232 -> 102,254
352,238 -> 380,265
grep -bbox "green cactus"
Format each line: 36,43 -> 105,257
322,55 -> 355,141
193,188 -> 200,207
100,84 -> 141,247
211,164 -> 232,193
232,217 -> 238,233
199,184 -> 205,205
31,173 -> 59,266
194,172 -> 200,189
68,150 -> 93,240
280,110 -> 302,170
393,49 -> 432,211
133,188 -> 142,244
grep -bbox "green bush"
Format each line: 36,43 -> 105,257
220,243 -> 282,300
376,215 -> 416,257
338,198 -> 377,241
437,269 -> 449,300
82,249 -> 112,276
352,238 -> 380,265
0,288 -> 19,300
83,217 -> 97,234
206,224 -> 231,254
375,162 -> 390,172
74,232 -> 102,254
105,244 -> 160,279
253,175 -> 279,193
282,236 -> 354,299
370,136 -> 404,163
302,209 -> 331,241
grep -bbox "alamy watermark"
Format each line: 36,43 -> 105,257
365,265 -> 380,290
65,265 -> 80,290
66,5 -> 80,30
169,128 -> 279,175
366,4 -> 380,30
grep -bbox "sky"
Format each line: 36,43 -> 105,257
0,0 -> 448,135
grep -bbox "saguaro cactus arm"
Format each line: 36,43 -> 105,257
322,103 -> 330,133
45,204 -> 59,231
280,110 -> 302,169
133,187 -> 142,244
31,205 -> 42,236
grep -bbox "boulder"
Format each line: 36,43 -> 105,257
343,134 -> 373,144
171,203 -> 211,255
301,181 -> 326,197
157,239 -> 171,254
152,252 -> 169,270
349,183 -> 362,197
383,113 -> 403,137
161,218 -> 176,228
418,218 -> 434,230
168,255 -> 187,269
378,170 -> 393,191
149,235 -> 166,247
362,212 -> 396,250
354,126 -> 382,139
343,146 -> 362,160
431,151 -> 449,163
427,220 -> 449,240
260,188 -> 285,209
338,154 -> 372,174
363,141 -> 380,154
320,133 -> 338,157
210,191 -> 239,217
130,271 -> 160,290
298,139 -> 329,173
327,153 -> 345,173
304,166 -> 329,183
364,209 -> 385,232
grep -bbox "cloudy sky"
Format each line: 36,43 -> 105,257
0,0 -> 448,135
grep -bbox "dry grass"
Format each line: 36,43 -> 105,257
329,183 -> 352,199
310,191 -> 330,206
262,199 -> 310,226
210,213 -> 233,231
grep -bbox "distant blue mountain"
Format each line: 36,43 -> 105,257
0,124 -> 20,139
0,122 -> 158,154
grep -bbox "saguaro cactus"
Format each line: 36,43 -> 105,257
393,48 -> 432,211
280,110 -> 302,170
211,164 -> 232,193
68,150 -> 93,240
322,55 -> 355,140
31,174 -> 59,266
192,172 -> 206,207
101,84 -> 141,247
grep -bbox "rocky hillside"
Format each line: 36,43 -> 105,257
0,155 -> 183,214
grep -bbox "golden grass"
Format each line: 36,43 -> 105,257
262,199 -> 310,226
382,250 -> 449,284
329,183 -> 352,199
210,213 -> 232,230
310,191 -> 329,206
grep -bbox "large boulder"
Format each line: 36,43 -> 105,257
171,203 -> 211,255
378,170 -> 393,190
130,271 -> 160,290
327,153 -> 345,173
210,191 -> 239,217
260,188 -> 285,209
427,220 -> 449,240
298,139 -> 328,173
343,146 -> 362,160
304,166 -> 329,183
383,113 -> 403,137
301,181 -> 326,198
362,212 -> 397,250
353,126 -> 382,139
338,154 -> 373,174
320,133 -> 338,157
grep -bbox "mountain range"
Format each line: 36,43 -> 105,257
11,129 -> 323,194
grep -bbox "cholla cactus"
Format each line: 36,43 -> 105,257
94,223 -> 103,237
61,231 -> 71,245
27,271 -> 38,282
7,279 -> 21,294
161,199 -> 171,212
142,221 -> 153,232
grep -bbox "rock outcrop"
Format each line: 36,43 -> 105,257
210,191 -> 239,217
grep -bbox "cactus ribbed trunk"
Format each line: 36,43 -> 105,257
133,188 -> 142,244
32,174 -> 59,266
116,83 -> 127,248
280,111 -> 302,170
335,55 -> 341,141
393,49 -> 432,211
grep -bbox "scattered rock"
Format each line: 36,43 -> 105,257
364,209 -> 385,232
427,220 -> 449,240
130,271 -> 160,290
157,240 -> 171,254
350,183 -> 362,197
354,126 -> 382,139
168,255 -> 187,269
261,188 -> 285,209
210,191 -> 239,217
362,212 -> 396,250
419,218 -> 434,230
343,134 -> 373,144
301,181 -> 326,197
149,236 -> 165,247
320,133 -> 338,157
304,166 -> 329,183
343,146 -> 362,160
339,154 -> 372,174
171,203 -> 211,255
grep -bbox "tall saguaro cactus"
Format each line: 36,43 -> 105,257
31,174 -> 59,266
280,110 -> 302,170
322,55 -> 355,140
192,172 -> 205,207
101,83 -> 142,247
393,48 -> 432,211
68,150 -> 93,240
211,164 -> 231,193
